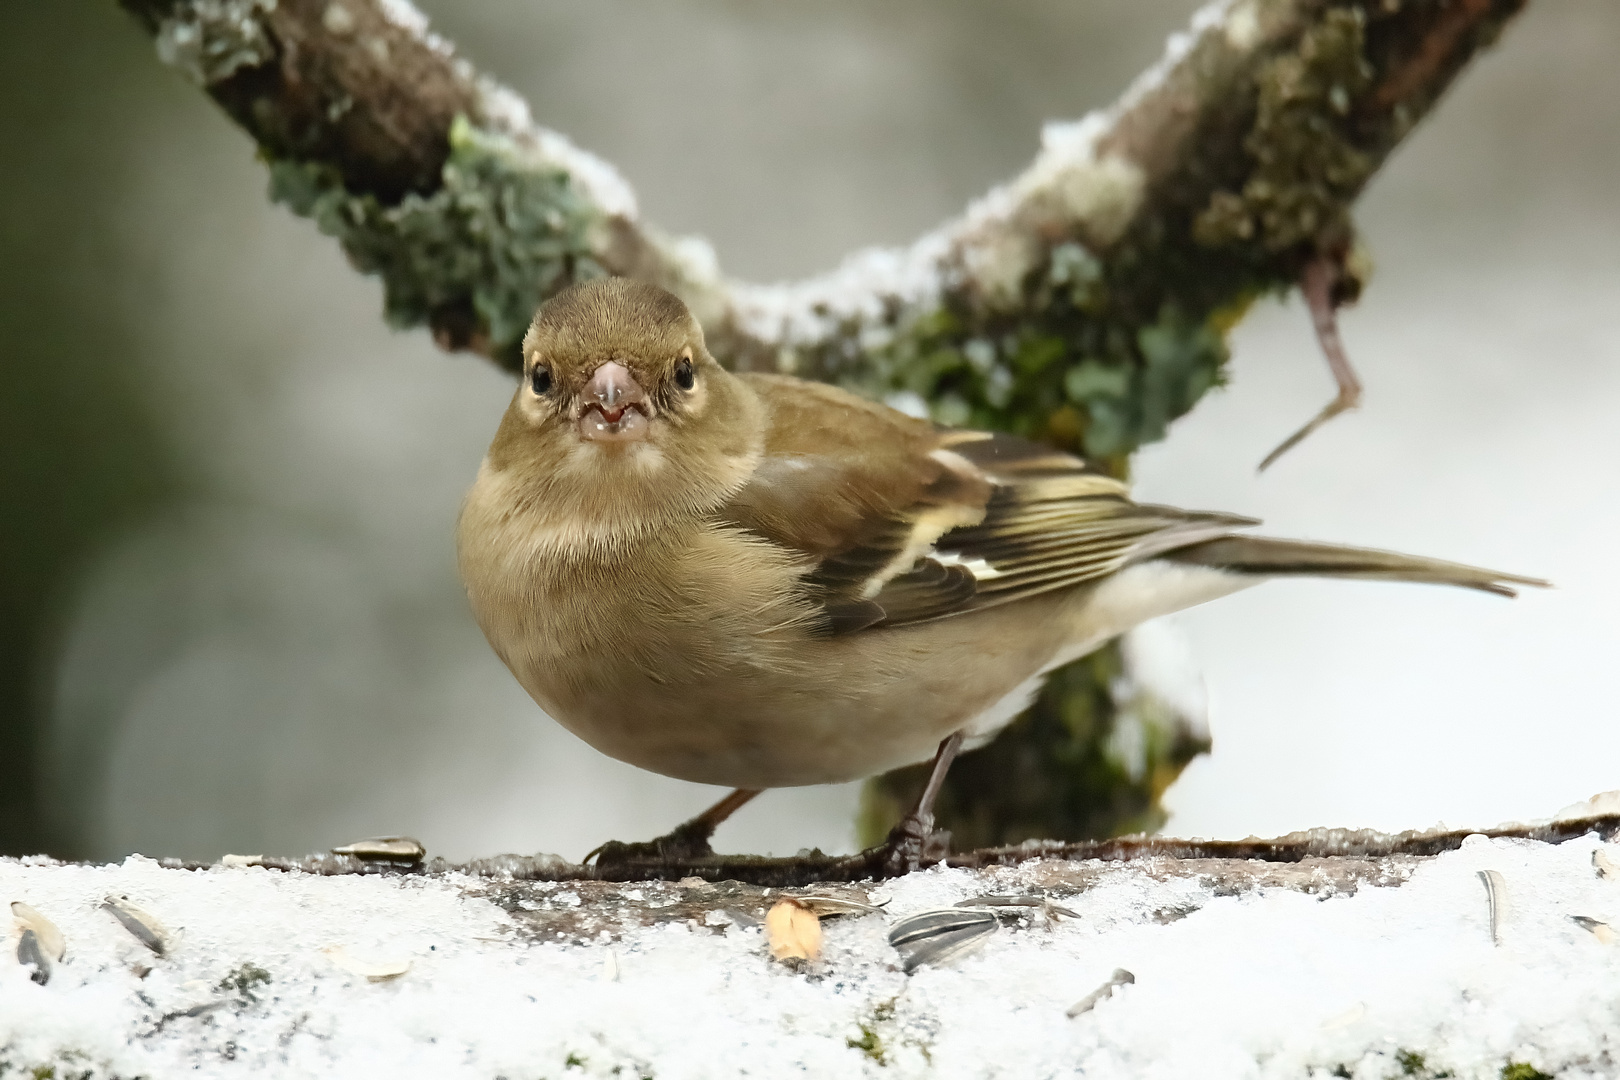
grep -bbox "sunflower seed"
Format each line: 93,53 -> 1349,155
1571,915 -> 1618,944
888,908 -> 998,973
16,929 -> 50,985
1594,849 -> 1619,880
11,902 -> 65,963
1066,968 -> 1135,1017
102,895 -> 172,957
330,837 -> 426,862
1478,870 -> 1507,945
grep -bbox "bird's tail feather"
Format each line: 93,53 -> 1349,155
1165,536 -> 1549,598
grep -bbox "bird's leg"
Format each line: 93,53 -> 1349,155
1258,254 -> 1365,471
877,732 -> 965,877
586,787 -> 762,868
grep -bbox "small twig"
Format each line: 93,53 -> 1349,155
1259,254 -> 1365,471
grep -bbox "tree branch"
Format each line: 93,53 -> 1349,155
121,0 -> 1525,459
145,812 -> 1620,889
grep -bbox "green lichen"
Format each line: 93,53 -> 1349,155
216,961 -> 272,1003
269,115 -> 608,368
846,1027 -> 885,1066
1396,1050 -> 1429,1075
0,1050 -> 107,1080
1500,1065 -> 1553,1080
154,0 -> 275,85
844,998 -> 904,1068
828,266 -> 1229,464
1194,7 -> 1374,252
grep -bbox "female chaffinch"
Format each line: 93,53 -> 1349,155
458,278 -> 1543,872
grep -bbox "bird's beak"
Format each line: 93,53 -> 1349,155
577,361 -> 651,443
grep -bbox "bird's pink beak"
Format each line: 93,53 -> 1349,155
577,361 -> 651,443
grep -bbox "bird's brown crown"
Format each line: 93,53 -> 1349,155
521,278 -> 699,406
479,278 -> 766,547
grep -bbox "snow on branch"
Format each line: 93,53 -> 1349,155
120,0 -> 1525,460
5,816 -> 1618,1077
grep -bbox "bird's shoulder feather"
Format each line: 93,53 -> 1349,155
717,373 -> 1255,634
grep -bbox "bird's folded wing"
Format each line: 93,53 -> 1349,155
719,375 -> 1256,634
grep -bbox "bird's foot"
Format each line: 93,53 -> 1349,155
585,818 -> 717,870
875,812 -> 952,877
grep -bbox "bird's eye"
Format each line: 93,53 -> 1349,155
530,365 -> 553,396
674,356 -> 695,391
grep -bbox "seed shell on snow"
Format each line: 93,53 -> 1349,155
1067,968 -> 1135,1017
955,894 -> 1080,919
330,836 -> 426,862
16,929 -> 51,985
323,945 -> 412,982
1594,848 -> 1620,880
793,895 -> 887,918
11,901 -> 66,962
1477,870 -> 1507,946
102,895 -> 173,957
887,908 -> 998,973
1571,915 -> 1618,944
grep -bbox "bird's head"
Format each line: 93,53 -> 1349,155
481,278 -> 763,542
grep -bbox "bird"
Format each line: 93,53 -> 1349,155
456,277 -> 1545,874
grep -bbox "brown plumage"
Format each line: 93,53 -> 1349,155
457,279 -> 1544,811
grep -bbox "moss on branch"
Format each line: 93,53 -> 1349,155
268,116 -> 608,366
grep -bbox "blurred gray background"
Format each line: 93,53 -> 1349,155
3,1 -> 1615,863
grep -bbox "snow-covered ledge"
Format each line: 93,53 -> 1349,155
6,804 -> 1620,1079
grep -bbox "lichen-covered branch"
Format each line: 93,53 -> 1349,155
120,0 -> 1524,459
140,812 -> 1620,888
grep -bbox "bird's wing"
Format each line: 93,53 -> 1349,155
720,374 -> 1256,634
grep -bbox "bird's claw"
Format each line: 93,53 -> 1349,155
876,812 -> 952,877
585,818 -> 717,869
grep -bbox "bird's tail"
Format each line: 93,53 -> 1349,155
1165,536 -> 1549,598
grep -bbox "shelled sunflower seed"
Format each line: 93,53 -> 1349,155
766,899 -> 822,963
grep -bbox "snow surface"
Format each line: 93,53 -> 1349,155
5,833 -> 1619,1078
